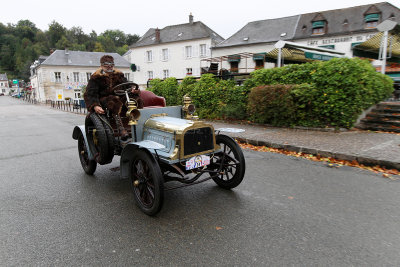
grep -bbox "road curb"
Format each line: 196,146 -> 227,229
235,137 -> 400,171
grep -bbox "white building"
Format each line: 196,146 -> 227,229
211,2 -> 400,73
0,73 -> 10,95
30,50 -> 131,102
126,14 -> 224,87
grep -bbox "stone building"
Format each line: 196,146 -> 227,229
30,50 -> 131,102
211,2 -> 400,73
0,73 -> 9,95
125,14 -> 224,87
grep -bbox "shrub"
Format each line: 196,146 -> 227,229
248,84 -> 297,126
245,58 -> 393,128
148,78 -> 179,105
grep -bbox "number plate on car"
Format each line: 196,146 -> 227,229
185,155 -> 210,170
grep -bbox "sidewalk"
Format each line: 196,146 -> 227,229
208,121 -> 400,170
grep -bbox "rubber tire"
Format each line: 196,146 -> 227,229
77,133 -> 97,175
85,113 -> 114,165
129,149 -> 164,216
211,134 -> 246,189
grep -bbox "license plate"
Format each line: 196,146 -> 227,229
185,155 -> 210,170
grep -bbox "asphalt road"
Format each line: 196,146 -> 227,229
1,96 -> 400,266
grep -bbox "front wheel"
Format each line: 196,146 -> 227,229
77,133 -> 97,175
129,149 -> 164,216
210,135 -> 245,189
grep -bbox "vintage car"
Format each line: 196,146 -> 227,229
72,82 -> 246,215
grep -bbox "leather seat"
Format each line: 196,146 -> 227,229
140,90 -> 166,108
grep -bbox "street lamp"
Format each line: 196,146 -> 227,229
377,20 -> 398,74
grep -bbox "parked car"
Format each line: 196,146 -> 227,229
72,82 -> 246,215
0,93 -> 4,96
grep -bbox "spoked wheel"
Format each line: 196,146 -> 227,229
210,134 -> 246,189
77,133 -> 97,175
129,149 -> 164,216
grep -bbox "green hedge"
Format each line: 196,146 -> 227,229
148,58 -> 393,128
245,58 -> 393,128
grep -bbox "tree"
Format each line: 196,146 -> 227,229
126,34 -> 140,46
93,42 -> 105,52
97,35 -> 116,52
100,30 -> 126,47
47,21 -> 67,48
15,20 -> 38,41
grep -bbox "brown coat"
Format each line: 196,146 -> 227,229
84,68 -> 127,112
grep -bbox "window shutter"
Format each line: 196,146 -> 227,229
183,47 -> 186,59
193,45 -> 199,57
206,44 -> 211,57
80,73 -> 84,83
168,49 -> 171,60
51,72 -> 55,83
61,73 -> 65,83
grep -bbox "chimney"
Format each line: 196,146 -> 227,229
155,28 -> 160,42
189,13 -> 193,24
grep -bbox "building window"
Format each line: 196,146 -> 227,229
54,72 -> 61,83
86,72 -> 92,82
124,73 -> 130,81
2,89 -> 5,93
162,49 -> 169,61
163,69 -> 169,79
312,20 -> 326,35
185,46 -> 192,58
74,90 -> 81,99
255,60 -> 264,70
186,68 -> 193,76
200,44 -> 207,57
365,13 -> 380,28
73,72 -> 79,82
230,62 -> 239,73
0,83 -> 3,86
146,50 -> 153,62
147,71 -> 153,80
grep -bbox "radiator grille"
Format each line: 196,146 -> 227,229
184,127 -> 214,156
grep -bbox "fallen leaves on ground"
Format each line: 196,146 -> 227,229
238,141 -> 399,180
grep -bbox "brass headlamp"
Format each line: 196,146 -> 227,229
182,94 -> 196,120
125,92 -> 141,125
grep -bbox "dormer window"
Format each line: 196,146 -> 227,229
364,13 -> 380,28
312,21 -> 326,35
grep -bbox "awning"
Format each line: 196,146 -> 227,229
227,55 -> 241,62
253,52 -> 267,60
387,72 -> 400,80
365,13 -> 380,22
312,21 -> 325,28
266,42 -> 344,64
352,21 -> 400,63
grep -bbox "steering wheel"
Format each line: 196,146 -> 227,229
112,82 -> 139,96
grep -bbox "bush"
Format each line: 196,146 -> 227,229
248,85 -> 297,126
148,78 -> 179,105
147,58 -> 393,128
245,58 -> 393,128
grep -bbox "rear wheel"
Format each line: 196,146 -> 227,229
77,133 -> 97,175
129,149 -> 164,216
211,135 -> 245,189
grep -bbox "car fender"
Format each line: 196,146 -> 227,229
120,143 -> 161,180
72,125 -> 95,160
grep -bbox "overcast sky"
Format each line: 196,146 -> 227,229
1,0 -> 397,39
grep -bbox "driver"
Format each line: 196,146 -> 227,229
84,55 -> 131,140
